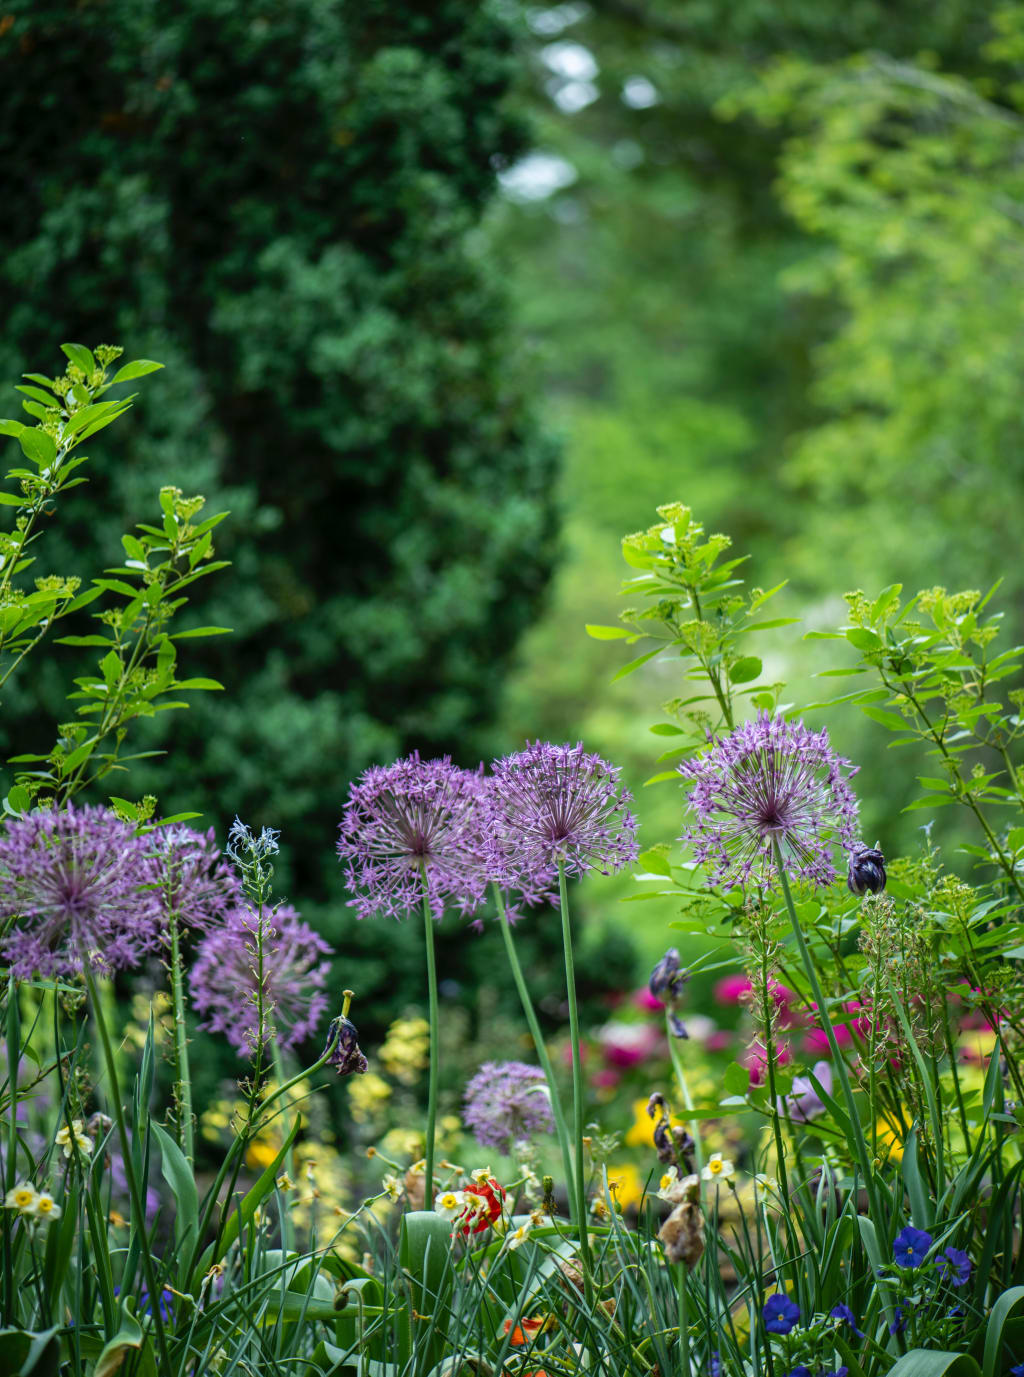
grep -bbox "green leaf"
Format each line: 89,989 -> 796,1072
611,647 -> 663,681
108,359 -> 164,385
0,1326 -> 61,1376
60,343 -> 97,375
887,1353 -> 980,1376
170,625 -> 233,639
860,706 -> 909,732
152,1122 -> 199,1268
100,650 -> 122,687
18,429 -> 56,469
643,770 -> 681,786
55,635 -> 114,648
174,677 -> 224,691
93,1313 -> 157,1377
585,623 -> 632,640
846,627 -> 882,652
649,723 -> 685,736
0,419 -> 26,438
728,655 -> 761,684
982,1284 -> 1024,1377
637,848 -> 672,878
0,491 -> 25,506
723,1061 -> 749,1096
399,1212 -> 453,1372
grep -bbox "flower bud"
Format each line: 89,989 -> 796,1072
847,844 -> 886,896
648,948 -> 687,1003
327,1016 -> 368,1077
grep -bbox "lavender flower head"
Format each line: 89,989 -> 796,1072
150,825 -> 241,934
0,804 -> 162,979
189,903 -> 332,1056
337,754 -> 489,921
679,713 -> 860,890
463,1060 -> 555,1153
488,741 -> 639,886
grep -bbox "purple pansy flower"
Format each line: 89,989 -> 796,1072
936,1246 -> 971,1287
679,712 -> 860,889
893,1225 -> 932,1268
829,1303 -> 864,1338
763,1294 -> 800,1334
0,804 -> 162,978
337,754 -> 489,922
463,1061 -> 555,1153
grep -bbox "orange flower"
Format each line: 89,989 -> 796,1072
502,1316 -> 545,1346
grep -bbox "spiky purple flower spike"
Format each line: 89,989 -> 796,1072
488,741 -> 639,885
679,713 -> 860,890
0,804 -> 162,979
337,753 -> 489,922
189,903 -> 331,1056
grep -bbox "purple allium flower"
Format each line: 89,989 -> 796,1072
337,754 -> 489,921
0,804 -> 161,979
781,1061 -> 832,1123
189,904 -> 331,1056
679,713 -> 860,890
937,1246 -> 971,1286
150,825 -> 241,934
829,1303 -> 864,1338
488,741 -> 639,886
463,1060 -> 555,1153
762,1294 -> 800,1334
325,1016 -> 368,1077
893,1225 -> 932,1268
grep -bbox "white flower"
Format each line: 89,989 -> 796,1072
408,1159 -> 427,1176
470,1166 -> 493,1183
657,1167 -> 700,1203
434,1189 -> 466,1221
29,1192 -> 61,1222
382,1174 -> 401,1202
701,1153 -> 735,1182
55,1119 -> 92,1159
506,1220 -> 533,1250
754,1173 -> 778,1203
4,1182 -> 38,1215
656,1166 -> 680,1201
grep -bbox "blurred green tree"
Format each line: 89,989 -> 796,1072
0,0 -> 572,1035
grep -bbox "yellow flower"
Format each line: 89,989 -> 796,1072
276,1173 -> 294,1193
701,1153 -> 735,1182
55,1119 -> 93,1159
31,1192 -> 61,1221
874,1119 -> 904,1163
4,1182 -> 38,1215
624,1097 -> 686,1149
506,1220 -> 533,1250
246,1139 -> 281,1170
606,1162 -> 645,1210
382,1174 -> 401,1202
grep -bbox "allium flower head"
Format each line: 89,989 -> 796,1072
679,713 -> 860,889
151,825 -> 241,933
189,903 -> 332,1055
337,754 -> 489,921
0,804 -> 162,978
463,1061 -> 555,1153
488,741 -> 639,886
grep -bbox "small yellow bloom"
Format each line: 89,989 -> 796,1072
590,1196 -> 611,1220
31,1192 -> 61,1221
276,1173 -> 294,1193
701,1153 -> 735,1182
754,1174 -> 779,1204
506,1220 -> 532,1250
55,1119 -> 93,1159
4,1182 -> 38,1214
382,1174 -> 401,1202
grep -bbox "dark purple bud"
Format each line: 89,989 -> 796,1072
327,1016 -> 368,1077
649,948 -> 688,1003
668,1013 -> 689,1040
847,844 -> 886,896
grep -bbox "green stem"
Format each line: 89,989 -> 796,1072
557,861 -> 592,1278
81,957 -> 173,1377
270,1038 -> 294,1254
676,1262 -> 691,1377
167,911 -> 194,1165
495,885 -> 577,1223
665,1018 -> 704,1178
773,843 -> 882,1225
421,878 -> 439,1200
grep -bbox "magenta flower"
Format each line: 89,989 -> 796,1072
150,825 -> 241,934
679,713 -> 860,889
463,1060 -> 555,1153
488,741 -> 639,885
337,754 -> 489,921
0,804 -> 162,979
189,903 -> 332,1055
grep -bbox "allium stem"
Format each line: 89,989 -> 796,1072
773,842 -> 881,1224
167,910 -> 194,1165
421,874 -> 439,1200
270,1036 -> 294,1253
494,884 -> 577,1222
81,954 -> 173,1377
557,860 -> 593,1280
665,1017 -> 705,1179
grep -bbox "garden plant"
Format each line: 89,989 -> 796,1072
2,354 -> 1024,1377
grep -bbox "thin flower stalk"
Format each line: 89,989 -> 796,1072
558,860 -> 592,1284
422,868 -> 440,1199
494,884 -> 577,1223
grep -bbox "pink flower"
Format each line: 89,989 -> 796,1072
741,1041 -> 792,1085
598,1021 -> 661,1068
705,1031 -> 734,1053
634,987 -> 665,1012
714,974 -> 752,1003
591,1069 -> 622,1090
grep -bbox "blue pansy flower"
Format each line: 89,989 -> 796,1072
1010,1366 -> 1024,1377
829,1303 -> 864,1338
936,1246 -> 971,1287
709,1355 -> 721,1377
893,1225 -> 932,1268
787,1369 -> 811,1377
763,1294 -> 800,1334
888,1304 -> 907,1335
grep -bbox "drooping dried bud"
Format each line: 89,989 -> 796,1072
327,1016 -> 369,1077
649,948 -> 687,1003
847,844 -> 886,897
658,1200 -> 705,1266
